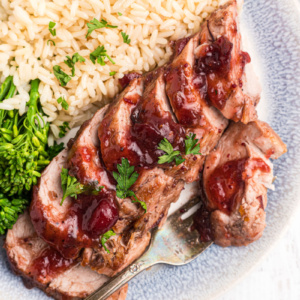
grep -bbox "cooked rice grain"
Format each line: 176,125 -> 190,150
0,0 -> 222,141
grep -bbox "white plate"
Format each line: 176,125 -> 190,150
1,0 -> 300,299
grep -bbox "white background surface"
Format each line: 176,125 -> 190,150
216,208 -> 300,300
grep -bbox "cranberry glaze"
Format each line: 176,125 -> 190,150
31,187 -> 119,259
101,74 -> 186,171
206,158 -> 270,215
119,72 -> 142,89
195,36 -> 250,109
28,247 -> 74,282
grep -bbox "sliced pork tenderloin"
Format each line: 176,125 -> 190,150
82,230 -> 151,277
30,104 -> 142,260
165,32 -> 228,157
99,78 -> 144,171
4,212 -> 128,300
67,104 -> 141,234
195,0 -> 260,123
201,120 -> 287,246
67,105 -> 114,190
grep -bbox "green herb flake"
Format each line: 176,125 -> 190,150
117,12 -> 122,16
109,71 -> 116,76
157,138 -> 185,166
121,32 -> 131,44
60,168 -> 103,205
86,18 -> 118,38
64,53 -> 85,77
57,96 -> 69,110
101,229 -> 115,253
113,158 -> 147,212
90,46 -> 115,66
47,39 -> 56,46
185,133 -> 202,155
60,168 -> 84,205
58,121 -> 70,138
48,21 -> 56,36
53,65 -> 71,87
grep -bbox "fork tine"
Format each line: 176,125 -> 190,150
169,197 -> 201,220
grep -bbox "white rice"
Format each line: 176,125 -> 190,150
0,0 -> 222,141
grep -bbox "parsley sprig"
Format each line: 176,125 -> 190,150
158,134 -> 202,166
53,52 -> 85,86
64,53 -> 85,77
60,168 -> 103,205
58,121 -> 70,138
86,18 -> 118,38
53,66 -> 71,87
185,133 -> 202,155
57,96 -> 69,110
157,138 -> 184,165
101,229 -> 115,253
121,32 -> 131,44
113,158 -> 147,212
48,21 -> 56,36
90,46 -> 115,66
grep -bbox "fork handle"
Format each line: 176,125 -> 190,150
85,258 -> 153,300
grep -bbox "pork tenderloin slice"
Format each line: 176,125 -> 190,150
30,149 -> 84,259
4,212 -> 128,300
196,0 -> 260,123
98,78 -> 144,171
82,230 -> 151,277
165,32 -> 228,156
202,120 -> 287,246
67,104 -> 139,234
48,265 -> 128,300
136,70 -> 207,183
67,105 -> 114,190
132,168 -> 185,232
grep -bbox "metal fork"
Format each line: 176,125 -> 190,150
86,197 -> 212,300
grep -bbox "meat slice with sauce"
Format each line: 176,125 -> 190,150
67,103 -> 141,235
200,120 -> 287,246
99,78 -> 144,171
195,0 -> 260,122
30,106 -> 141,260
4,212 -> 128,300
165,31 -> 228,157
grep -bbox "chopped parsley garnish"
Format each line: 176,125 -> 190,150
90,46 -> 115,66
53,65 -> 71,86
64,53 -> 85,77
121,32 -> 131,44
86,18 -> 118,38
113,158 -> 147,212
109,71 -> 116,76
58,121 -> 70,138
60,168 -> 85,205
101,229 -> 115,253
60,168 -> 103,205
157,138 -> 185,165
47,39 -> 56,46
57,96 -> 69,110
157,134 -> 202,166
185,133 -> 202,155
48,142 -> 65,160
48,21 -> 56,36
117,12 -> 122,16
